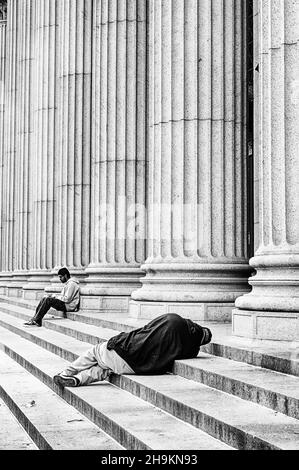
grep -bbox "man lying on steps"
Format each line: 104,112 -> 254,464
53,313 -> 212,388
24,267 -> 80,327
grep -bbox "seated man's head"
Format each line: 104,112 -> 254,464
58,267 -> 70,284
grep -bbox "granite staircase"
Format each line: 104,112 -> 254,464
0,294 -> 298,451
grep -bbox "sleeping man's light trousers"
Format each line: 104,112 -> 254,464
60,341 -> 135,385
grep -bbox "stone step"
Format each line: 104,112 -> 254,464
71,314 -> 299,377
109,374 -> 299,451
0,308 -> 94,362
0,327 -> 231,450
0,320 -> 299,449
173,354 -> 299,419
0,351 -> 123,450
1,296 -> 298,379
0,294 -> 140,330
0,306 -> 298,419
0,396 -> 38,450
0,295 -> 37,311
0,301 -> 117,345
202,333 -> 299,378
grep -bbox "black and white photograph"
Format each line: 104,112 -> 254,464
0,0 -> 298,460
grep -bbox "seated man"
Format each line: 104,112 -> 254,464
24,267 -> 80,327
53,313 -> 212,387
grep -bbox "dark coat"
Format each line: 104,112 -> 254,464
106,313 -> 207,374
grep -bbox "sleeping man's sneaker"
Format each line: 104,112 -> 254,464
53,374 -> 80,388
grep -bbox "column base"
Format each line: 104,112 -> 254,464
80,295 -> 130,313
22,288 -> 44,300
129,300 -> 233,321
22,271 -> 54,300
4,273 -> 30,298
0,273 -> 13,296
232,308 -> 299,341
80,265 -> 144,312
6,286 -> 23,298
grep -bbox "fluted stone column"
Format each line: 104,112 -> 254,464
0,1 -> 37,297
22,0 -> 58,298
0,1 -> 7,293
81,0 -> 147,312
0,18 -> 5,259
233,0 -> 299,340
49,0 -> 92,292
130,0 -> 251,320
7,0 -> 35,297
0,0 -> 18,294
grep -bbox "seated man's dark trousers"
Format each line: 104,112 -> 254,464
32,297 -> 66,326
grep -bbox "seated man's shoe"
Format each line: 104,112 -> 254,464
24,319 -> 42,327
53,374 -> 80,388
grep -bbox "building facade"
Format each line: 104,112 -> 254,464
0,0 -> 298,341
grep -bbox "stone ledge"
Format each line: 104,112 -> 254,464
129,300 -> 233,321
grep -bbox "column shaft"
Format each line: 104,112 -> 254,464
22,0 -> 57,298
34,0 -> 56,271
8,0 -> 35,295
